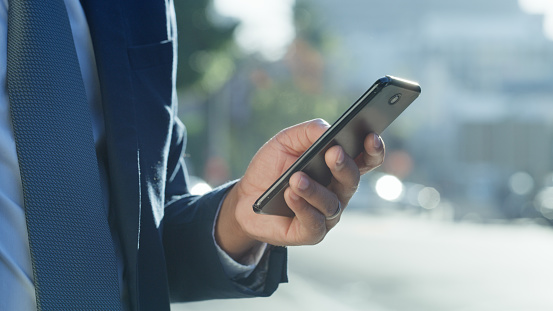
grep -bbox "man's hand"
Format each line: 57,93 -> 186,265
215,119 -> 385,263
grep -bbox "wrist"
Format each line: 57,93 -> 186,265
215,183 -> 263,264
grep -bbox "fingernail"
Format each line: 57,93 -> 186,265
373,133 -> 382,149
298,175 -> 309,191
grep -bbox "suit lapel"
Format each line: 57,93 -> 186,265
79,1 -> 141,309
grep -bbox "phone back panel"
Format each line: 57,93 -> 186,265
254,76 -> 421,217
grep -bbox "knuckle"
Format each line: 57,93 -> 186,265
326,219 -> 340,231
309,233 -> 325,246
311,217 -> 326,231
307,222 -> 326,245
348,183 -> 359,195
352,169 -> 361,183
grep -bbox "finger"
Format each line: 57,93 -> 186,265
283,188 -> 326,245
288,172 -> 342,226
325,145 -> 360,203
355,133 -> 385,175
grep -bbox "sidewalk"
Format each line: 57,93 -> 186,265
173,213 -> 553,311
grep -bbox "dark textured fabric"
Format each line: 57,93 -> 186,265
77,0 -> 288,308
6,0 -> 121,309
164,181 -> 289,302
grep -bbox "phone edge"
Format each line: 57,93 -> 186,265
252,77 -> 390,214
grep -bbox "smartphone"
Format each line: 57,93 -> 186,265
253,75 -> 421,217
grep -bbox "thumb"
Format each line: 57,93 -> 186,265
274,119 -> 330,156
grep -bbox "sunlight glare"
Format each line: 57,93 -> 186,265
519,0 -> 553,40
214,0 -> 296,61
190,182 -> 213,196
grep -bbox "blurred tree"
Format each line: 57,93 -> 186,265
174,0 -> 237,89
222,1 -> 352,177
175,0 -> 351,182
294,0 -> 325,47
174,0 -> 239,179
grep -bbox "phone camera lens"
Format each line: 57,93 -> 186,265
389,93 -> 402,105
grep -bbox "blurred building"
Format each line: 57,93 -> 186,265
305,0 -> 553,219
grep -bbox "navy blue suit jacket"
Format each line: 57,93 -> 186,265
79,0 -> 287,309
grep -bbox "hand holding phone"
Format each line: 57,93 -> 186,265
253,76 -> 421,217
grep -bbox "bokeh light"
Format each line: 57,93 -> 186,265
417,187 -> 441,210
375,175 -> 404,202
509,171 -> 535,196
535,187 -> 553,219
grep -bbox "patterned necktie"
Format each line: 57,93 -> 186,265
6,0 -> 121,309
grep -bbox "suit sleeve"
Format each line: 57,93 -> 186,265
161,117 -> 288,302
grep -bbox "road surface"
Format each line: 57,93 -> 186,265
173,213 -> 553,311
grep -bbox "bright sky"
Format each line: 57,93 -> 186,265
213,0 -> 553,58
213,0 -> 296,61
519,0 -> 553,40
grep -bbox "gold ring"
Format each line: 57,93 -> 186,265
326,201 -> 341,220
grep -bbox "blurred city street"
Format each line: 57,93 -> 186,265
172,0 -> 553,310
174,212 -> 553,311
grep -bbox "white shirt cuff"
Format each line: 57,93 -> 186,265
212,193 -> 267,279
